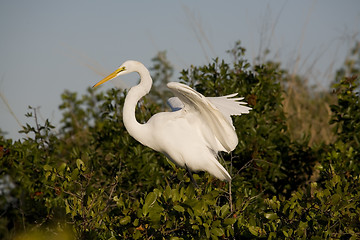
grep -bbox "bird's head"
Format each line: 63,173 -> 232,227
92,60 -> 141,88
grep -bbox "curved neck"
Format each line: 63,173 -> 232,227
122,65 -> 152,147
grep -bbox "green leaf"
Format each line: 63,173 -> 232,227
58,162 -> 67,172
145,192 -> 157,206
76,159 -> 86,171
120,216 -> 131,225
133,218 -> 139,227
264,212 -> 278,220
44,171 -> 51,180
148,203 -> 164,223
220,204 -> 230,218
173,205 -> 185,213
71,168 -> 79,180
223,218 -> 236,225
204,223 -> 210,238
164,185 -> 171,199
143,192 -> 157,216
43,164 -> 52,171
65,199 -> 71,214
211,227 -> 224,237
192,224 -> 199,230
248,226 -> 262,236
170,237 -> 182,240
331,193 -> 341,205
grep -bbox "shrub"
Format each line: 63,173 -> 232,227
1,42 -> 359,239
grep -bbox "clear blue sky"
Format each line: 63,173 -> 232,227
1,0 -> 359,140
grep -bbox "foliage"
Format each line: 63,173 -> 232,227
1,41 -> 360,239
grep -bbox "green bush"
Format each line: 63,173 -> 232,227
1,42 -> 359,239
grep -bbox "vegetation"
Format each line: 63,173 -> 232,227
1,41 -> 359,239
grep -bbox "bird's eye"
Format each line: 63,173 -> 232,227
118,67 -> 126,73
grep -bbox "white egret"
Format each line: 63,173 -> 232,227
93,60 -> 251,183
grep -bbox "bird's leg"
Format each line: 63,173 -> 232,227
229,179 -> 233,212
185,165 -> 199,188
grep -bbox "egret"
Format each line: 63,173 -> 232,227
93,60 -> 251,183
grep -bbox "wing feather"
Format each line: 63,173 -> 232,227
167,82 -> 244,152
207,94 -> 252,126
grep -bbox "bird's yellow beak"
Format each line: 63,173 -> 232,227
92,67 -> 125,88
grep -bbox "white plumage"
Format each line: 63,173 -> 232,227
93,60 -> 251,182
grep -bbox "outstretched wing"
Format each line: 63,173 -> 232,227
167,82 -> 250,152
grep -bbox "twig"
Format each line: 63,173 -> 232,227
33,107 -> 40,132
229,180 -> 233,213
0,77 -> 28,137
235,159 -> 255,175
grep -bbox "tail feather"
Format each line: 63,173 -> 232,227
207,159 -> 231,181
206,148 -> 231,181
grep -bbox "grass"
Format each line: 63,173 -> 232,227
282,76 -> 336,146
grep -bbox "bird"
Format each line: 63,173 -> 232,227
93,60 -> 251,184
